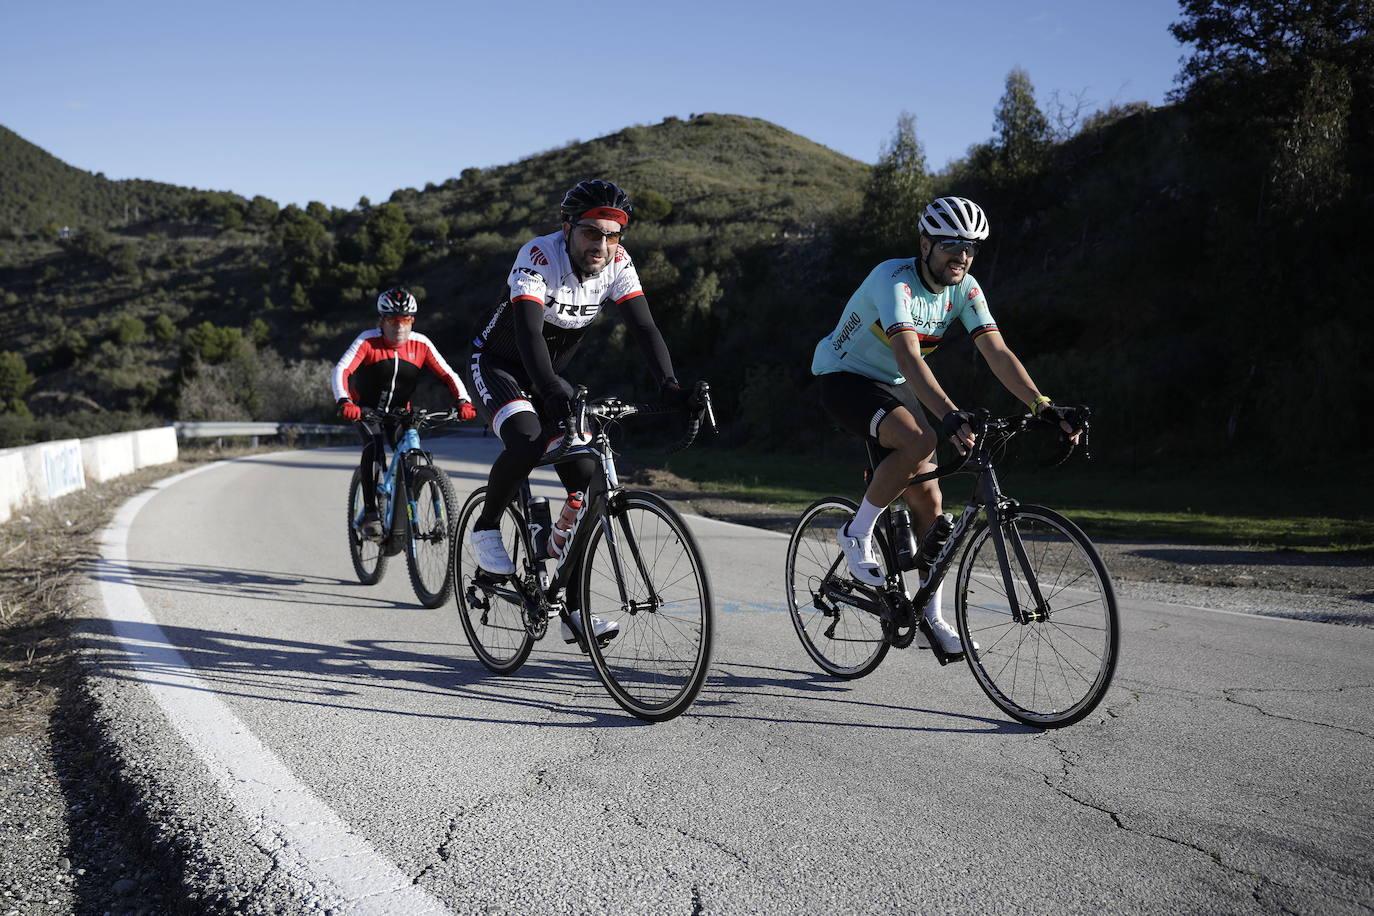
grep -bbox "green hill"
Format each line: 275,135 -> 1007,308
0,113 -> 868,442
0,125 -> 213,233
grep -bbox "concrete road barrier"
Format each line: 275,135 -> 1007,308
0,427 -> 179,524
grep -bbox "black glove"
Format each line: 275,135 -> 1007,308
540,376 -> 576,421
940,410 -> 977,440
659,377 -> 692,410
1038,403 -> 1087,433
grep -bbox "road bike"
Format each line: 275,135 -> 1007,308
346,406 -> 460,608
784,409 -> 1119,728
452,384 -> 717,722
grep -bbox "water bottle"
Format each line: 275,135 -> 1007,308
915,513 -> 954,574
526,496 -> 552,558
890,505 -> 919,571
548,491 -> 585,559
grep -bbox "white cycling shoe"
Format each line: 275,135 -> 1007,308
470,527 -> 515,575
922,582 -> 979,655
836,523 -> 884,586
561,614 -> 620,646
924,614 -> 968,656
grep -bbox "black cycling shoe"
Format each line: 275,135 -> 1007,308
359,512 -> 384,541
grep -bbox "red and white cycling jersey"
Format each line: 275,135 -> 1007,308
331,330 -> 469,409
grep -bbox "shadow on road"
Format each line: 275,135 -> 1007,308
84,557 -> 423,610
75,613 -> 655,729
691,656 -> 1038,734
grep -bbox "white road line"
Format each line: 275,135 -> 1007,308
95,460 -> 452,915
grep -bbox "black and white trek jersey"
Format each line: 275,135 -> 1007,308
471,229 -> 644,367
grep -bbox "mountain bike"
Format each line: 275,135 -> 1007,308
452,384 -> 717,722
346,406 -> 460,608
784,408 -> 1119,728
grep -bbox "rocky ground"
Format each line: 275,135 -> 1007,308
0,460 -> 1368,914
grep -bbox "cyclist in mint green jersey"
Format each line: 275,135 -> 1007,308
812,197 -> 1082,656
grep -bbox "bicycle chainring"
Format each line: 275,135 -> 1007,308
519,574 -> 549,639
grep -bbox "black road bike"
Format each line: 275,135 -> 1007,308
784,409 -> 1119,728
452,384 -> 717,722
346,406 -> 460,608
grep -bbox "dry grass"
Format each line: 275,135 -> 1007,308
0,441 -> 287,736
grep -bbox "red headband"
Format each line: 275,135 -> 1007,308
577,206 -> 629,226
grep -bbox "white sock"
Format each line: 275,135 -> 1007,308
848,497 -> 885,538
923,581 -> 945,622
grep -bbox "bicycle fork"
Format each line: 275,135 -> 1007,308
594,496 -> 664,616
979,473 -> 1051,625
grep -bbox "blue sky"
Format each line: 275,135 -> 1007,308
2,0 -> 1189,210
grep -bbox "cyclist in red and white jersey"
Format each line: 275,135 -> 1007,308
466,180 -> 691,645
333,287 -> 476,538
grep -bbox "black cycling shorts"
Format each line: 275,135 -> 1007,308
466,351 -> 544,437
817,371 -> 923,446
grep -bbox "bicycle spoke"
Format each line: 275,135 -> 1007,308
957,506 -> 1119,727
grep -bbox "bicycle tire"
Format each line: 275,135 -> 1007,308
784,497 -> 891,678
955,504 -> 1120,728
577,491 -> 714,722
347,464 -> 387,585
404,464 -> 457,608
452,486 -> 535,674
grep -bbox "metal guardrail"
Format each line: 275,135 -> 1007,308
172,421 -> 354,446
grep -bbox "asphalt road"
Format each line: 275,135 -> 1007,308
81,433 -> 1374,914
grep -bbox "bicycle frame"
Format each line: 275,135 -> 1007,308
358,411 -> 447,555
867,416 -> 1061,641
519,419 -> 657,612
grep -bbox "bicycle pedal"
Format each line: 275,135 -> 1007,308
915,618 -> 963,666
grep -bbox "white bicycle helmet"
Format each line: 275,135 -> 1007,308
919,197 -> 990,240
377,287 -> 418,315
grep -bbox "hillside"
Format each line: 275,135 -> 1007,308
0,114 -> 868,442
1,68 -> 1369,471
0,125 -> 214,234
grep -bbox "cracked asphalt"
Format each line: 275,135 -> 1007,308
6,439 -> 1370,913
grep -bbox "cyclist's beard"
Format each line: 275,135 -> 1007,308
922,252 -> 966,288
567,239 -> 608,278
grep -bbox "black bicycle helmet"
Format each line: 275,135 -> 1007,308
560,179 -> 633,225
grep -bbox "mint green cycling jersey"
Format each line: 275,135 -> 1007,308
811,258 -> 999,384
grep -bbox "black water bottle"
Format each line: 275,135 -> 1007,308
916,513 -> 954,574
526,496 -> 552,559
891,506 -> 919,571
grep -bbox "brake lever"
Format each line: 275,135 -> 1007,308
693,380 -> 717,435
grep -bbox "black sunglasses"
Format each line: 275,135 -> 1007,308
935,239 -> 980,256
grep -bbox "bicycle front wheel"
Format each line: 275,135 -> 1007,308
955,505 -> 1119,728
785,498 -> 890,678
578,491 -> 713,722
405,464 -> 457,608
452,487 -> 535,674
347,465 -> 387,585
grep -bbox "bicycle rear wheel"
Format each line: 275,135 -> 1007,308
452,487 -> 535,674
405,463 -> 457,608
577,491 -> 713,722
347,464 -> 387,585
784,498 -> 890,678
955,505 -> 1119,728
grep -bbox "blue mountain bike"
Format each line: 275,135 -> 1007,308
346,406 -> 460,608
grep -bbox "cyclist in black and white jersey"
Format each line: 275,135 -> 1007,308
466,179 -> 690,645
